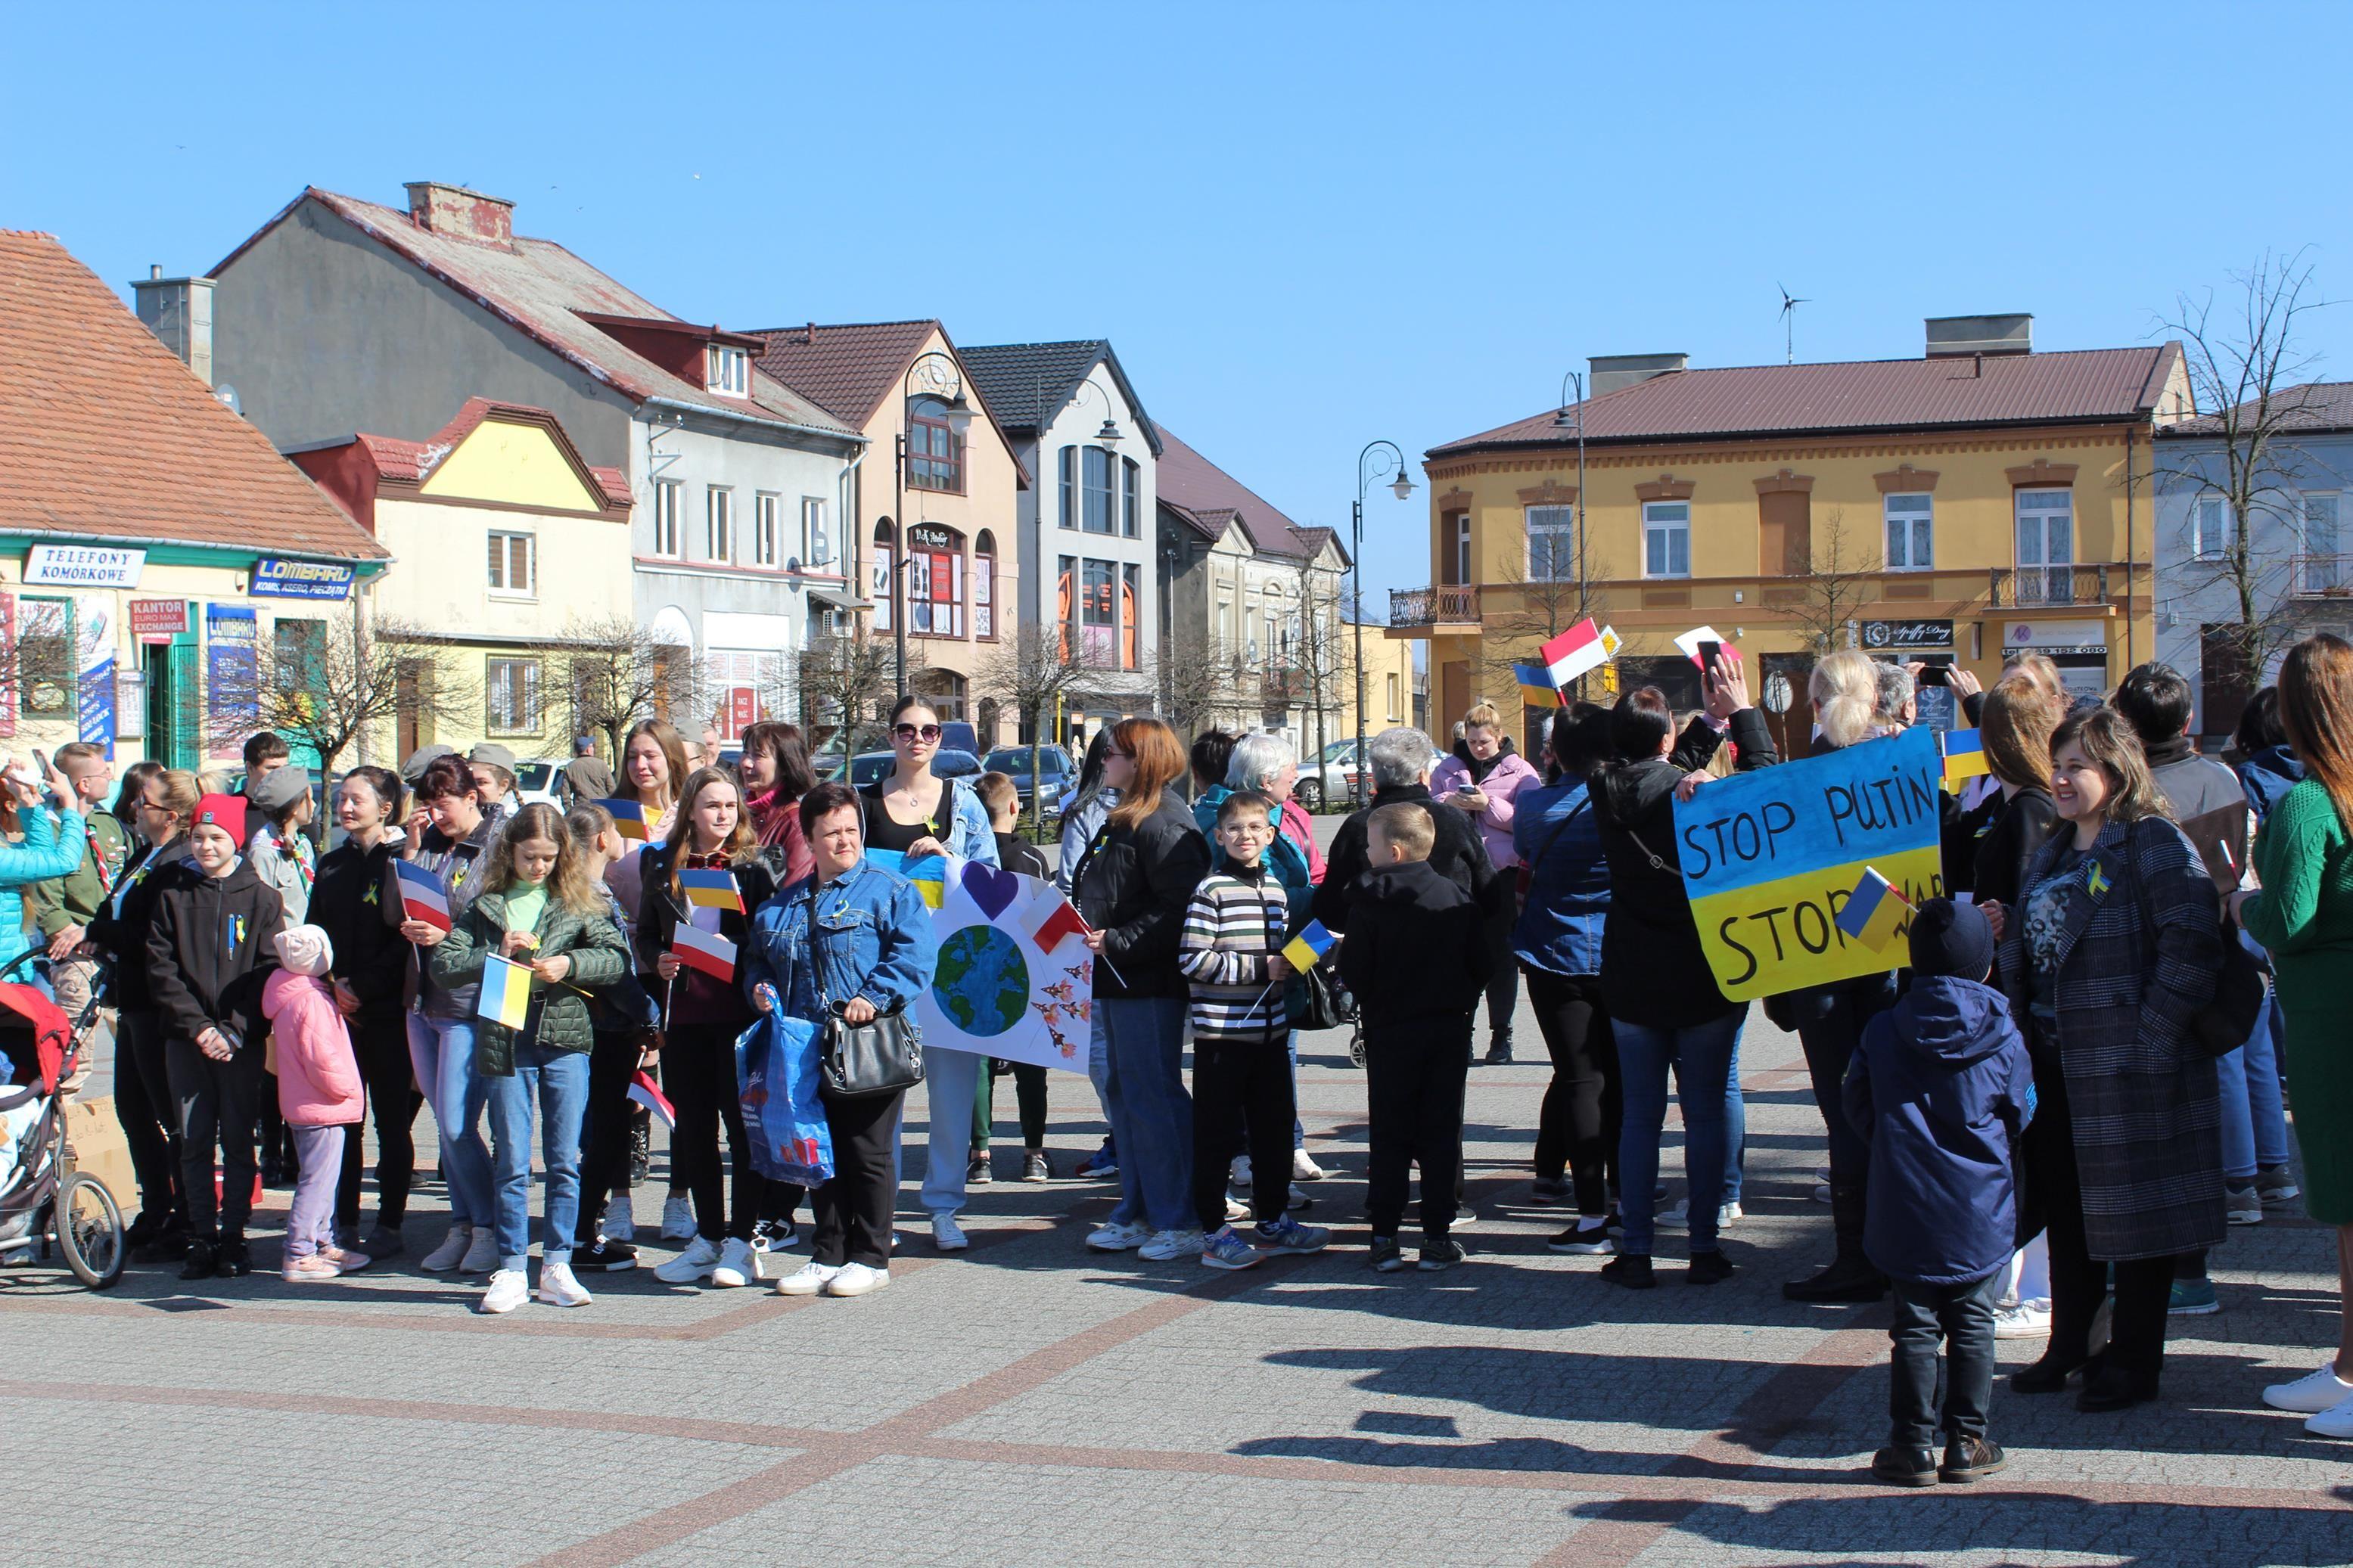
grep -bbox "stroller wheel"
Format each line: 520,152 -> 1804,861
57,1173 -> 123,1289
1347,1027 -> 1367,1070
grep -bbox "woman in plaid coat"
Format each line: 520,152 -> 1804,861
1991,706 -> 2224,1414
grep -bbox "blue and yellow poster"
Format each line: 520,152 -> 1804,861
1672,726 -> 1944,1000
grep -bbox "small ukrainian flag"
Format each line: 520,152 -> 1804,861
1941,729 -> 1991,788
1282,919 -> 1338,973
1512,660 -> 1565,709
478,952 -> 533,1029
600,799 -> 651,842
1835,867 -> 1912,952
679,865 -> 744,912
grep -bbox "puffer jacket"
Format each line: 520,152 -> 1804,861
1430,737 -> 1542,870
0,806 -> 89,979
1071,787 -> 1213,1000
430,888 -> 630,1073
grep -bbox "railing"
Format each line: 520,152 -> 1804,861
2289,555 -> 2353,597
1388,585 -> 1478,627
1986,564 -> 2114,608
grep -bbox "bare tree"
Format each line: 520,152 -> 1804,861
1782,507 -> 1884,657
543,615 -> 695,762
1155,619 -> 1244,740
1288,555 -> 1351,803
2153,252 -> 2333,700
800,625 -> 896,762
979,623 -> 1088,834
1475,540 -> 1616,709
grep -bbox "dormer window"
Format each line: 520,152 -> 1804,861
705,344 -> 749,396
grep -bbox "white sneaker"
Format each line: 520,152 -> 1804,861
1223,1193 -> 1250,1223
1813,1181 -> 1832,1203
1138,1228 -> 1206,1261
654,1235 -> 721,1284
1993,1302 -> 2052,1340
1086,1219 -> 1153,1252
773,1259 -> 840,1296
458,1228 -> 499,1275
2308,1390 -> 2353,1439
711,1236 -> 756,1287
660,1194 -> 696,1240
419,1225 -> 472,1273
824,1261 -> 890,1296
2264,1363 -> 2353,1414
1292,1149 -> 1326,1181
604,1191 -> 636,1242
478,1269 -> 529,1315
1657,1200 -> 1742,1230
931,1215 -> 968,1252
536,1261 -> 592,1308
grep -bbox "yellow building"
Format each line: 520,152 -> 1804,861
293,398 -> 635,762
1400,318 -> 2191,755
1338,618 -> 1417,744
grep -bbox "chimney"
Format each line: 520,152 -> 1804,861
402,182 -> 516,247
1588,352 -> 1689,398
1926,314 -> 2031,359
131,265 -> 216,386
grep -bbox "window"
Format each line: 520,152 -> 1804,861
17,598 -> 71,717
906,397 -> 963,492
1386,671 -> 1401,722
704,344 -> 748,396
1217,594 -> 1234,649
1122,458 -> 1140,538
908,524 -> 965,638
485,657 -> 542,735
1082,447 -> 1116,534
1643,501 -> 1691,578
486,530 -> 536,595
1058,446 -> 1076,529
800,497 -> 830,568
1884,493 -> 1933,571
706,486 -> 734,563
1058,554 -> 1079,659
871,522 -> 896,633
1444,514 -> 1471,584
651,480 -> 682,557
1080,558 -> 1117,664
2015,489 -> 2075,604
1124,563 -> 1141,669
2303,493 -> 2342,593
1526,505 -> 1575,580
754,492 -> 780,567
2193,497 -> 2236,560
974,529 -> 997,640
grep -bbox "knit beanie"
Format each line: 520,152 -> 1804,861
1907,896 -> 1994,983
193,793 -> 248,850
272,924 -> 334,977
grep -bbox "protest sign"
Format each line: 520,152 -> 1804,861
1671,725 -> 1944,1000
912,858 -> 1095,1073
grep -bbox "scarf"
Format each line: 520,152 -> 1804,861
2141,733 -> 2196,770
1453,736 -> 1515,786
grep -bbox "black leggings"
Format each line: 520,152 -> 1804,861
811,1086 -> 903,1268
664,1019 -> 760,1244
336,1014 -> 419,1232
575,1028 -> 639,1244
111,1008 -> 180,1222
1480,902 -> 1518,1037
1524,968 -> 1619,1214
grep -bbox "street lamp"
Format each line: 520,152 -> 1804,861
1554,369 -> 1589,613
1353,439 -> 1416,808
892,349 -> 974,700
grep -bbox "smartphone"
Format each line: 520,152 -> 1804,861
1696,640 -> 1723,677
1916,665 -> 1950,688
28,748 -> 47,772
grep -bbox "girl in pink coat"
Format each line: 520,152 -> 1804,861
1429,702 -> 1542,1062
263,924 -> 371,1282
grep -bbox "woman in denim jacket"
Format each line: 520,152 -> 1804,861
746,782 -> 937,1300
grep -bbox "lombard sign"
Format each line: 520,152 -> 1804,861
250,557 -> 355,601
25,544 -> 145,588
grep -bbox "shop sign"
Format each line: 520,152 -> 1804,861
1860,619 -> 1953,650
2001,619 -> 2107,657
24,544 -> 145,588
249,557 -> 354,601
129,599 -> 189,643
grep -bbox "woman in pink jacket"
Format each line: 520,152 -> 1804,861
1430,702 -> 1542,1063
263,925 -> 369,1283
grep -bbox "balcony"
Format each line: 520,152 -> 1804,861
2289,555 -> 2353,598
1986,564 -> 2116,609
1388,585 -> 1479,635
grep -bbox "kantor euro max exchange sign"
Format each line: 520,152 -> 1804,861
1673,725 -> 1943,999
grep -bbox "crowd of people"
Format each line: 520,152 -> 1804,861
5,633 -> 2351,1482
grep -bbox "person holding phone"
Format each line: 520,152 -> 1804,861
1430,703 -> 1540,1064
0,750 -> 91,983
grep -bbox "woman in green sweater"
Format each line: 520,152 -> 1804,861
2236,634 -> 2353,1439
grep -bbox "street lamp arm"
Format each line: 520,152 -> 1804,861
1357,439 -> 1409,500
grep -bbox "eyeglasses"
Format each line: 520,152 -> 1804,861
892,724 -> 942,743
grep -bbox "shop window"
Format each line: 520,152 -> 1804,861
974,529 -> 997,640
17,597 -> 73,718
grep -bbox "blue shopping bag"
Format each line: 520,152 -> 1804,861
735,1004 -> 832,1187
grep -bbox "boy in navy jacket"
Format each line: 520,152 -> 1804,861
1844,898 -> 2034,1488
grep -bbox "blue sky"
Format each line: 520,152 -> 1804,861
8,2 -> 2351,606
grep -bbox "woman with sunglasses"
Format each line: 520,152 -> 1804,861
860,695 -> 997,1250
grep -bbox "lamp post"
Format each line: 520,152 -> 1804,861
1353,440 -> 1416,808
891,350 -> 976,702
1553,370 -> 1589,626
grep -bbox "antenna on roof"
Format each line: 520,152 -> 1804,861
1778,283 -> 1811,365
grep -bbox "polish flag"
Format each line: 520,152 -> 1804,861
626,1070 -> 676,1129
670,925 -> 737,983
1025,894 -> 1091,955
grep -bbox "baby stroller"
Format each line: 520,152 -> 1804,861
0,952 -> 124,1288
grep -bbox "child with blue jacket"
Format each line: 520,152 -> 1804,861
1843,898 -> 2034,1488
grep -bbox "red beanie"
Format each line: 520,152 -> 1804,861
194,793 -> 248,850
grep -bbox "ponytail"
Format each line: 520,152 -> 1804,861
1810,649 -> 1879,750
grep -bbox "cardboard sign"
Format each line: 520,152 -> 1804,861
912,857 -> 1094,1073
1673,725 -> 1944,1000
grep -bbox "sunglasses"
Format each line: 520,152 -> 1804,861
892,724 -> 942,743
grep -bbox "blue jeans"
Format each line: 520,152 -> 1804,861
918,1046 -> 985,1219
1615,1010 -> 1742,1256
2216,933 -> 2292,1179
479,1041 -> 589,1271
407,1013 -> 492,1229
1668,1023 -> 1745,1204
1100,996 -> 1193,1231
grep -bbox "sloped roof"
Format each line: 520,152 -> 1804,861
1154,424 -> 1347,567
959,340 -> 1165,455
216,187 -> 856,440
2161,380 -> 2353,439
350,398 -> 631,508
0,230 -> 387,560
1431,344 -> 2187,458
749,319 -> 939,426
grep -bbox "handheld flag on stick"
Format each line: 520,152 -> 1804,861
1513,661 -> 1568,709
679,865 -> 744,912
1835,866 -> 1913,952
1025,893 -> 1092,954
1281,919 -> 1338,973
1538,619 -> 1621,689
671,925 -> 737,983
1941,729 -> 1991,788
477,953 -> 533,1029
393,860 -> 452,932
626,1070 -> 676,1130
599,799 -> 650,842
1674,626 -> 1732,667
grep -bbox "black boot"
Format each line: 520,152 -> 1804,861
1483,1028 -> 1513,1066
1783,1181 -> 1886,1303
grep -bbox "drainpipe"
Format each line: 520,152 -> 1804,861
2124,424 -> 2137,669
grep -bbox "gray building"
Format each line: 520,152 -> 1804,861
205,182 -> 866,741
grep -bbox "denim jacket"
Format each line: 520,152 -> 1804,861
743,857 -> 939,1024
1509,778 -> 1609,977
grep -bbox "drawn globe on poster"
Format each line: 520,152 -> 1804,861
933,925 -> 1030,1037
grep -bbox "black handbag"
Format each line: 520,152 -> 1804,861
819,1001 -> 925,1098
1295,961 -> 1358,1032
2128,821 -> 2266,1059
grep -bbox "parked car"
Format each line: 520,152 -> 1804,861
1294,737 -> 1366,812
937,721 -> 979,756
513,759 -> 568,809
981,745 -> 1077,810
844,748 -> 983,788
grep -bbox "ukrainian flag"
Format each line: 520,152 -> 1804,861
1941,729 -> 1991,788
679,865 -> 744,911
600,799 -> 651,841
1282,919 -> 1338,973
1834,866 -> 1912,952
478,952 -> 533,1029
1513,661 -> 1565,709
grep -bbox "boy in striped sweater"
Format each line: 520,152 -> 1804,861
1180,790 -> 1332,1269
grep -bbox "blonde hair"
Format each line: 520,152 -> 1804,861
1809,649 -> 1880,749
1982,674 -> 2058,790
1369,801 -> 1435,860
1462,702 -> 1503,734
2002,651 -> 2065,707
661,768 -> 760,905
482,802 -> 607,914
151,768 -> 203,827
